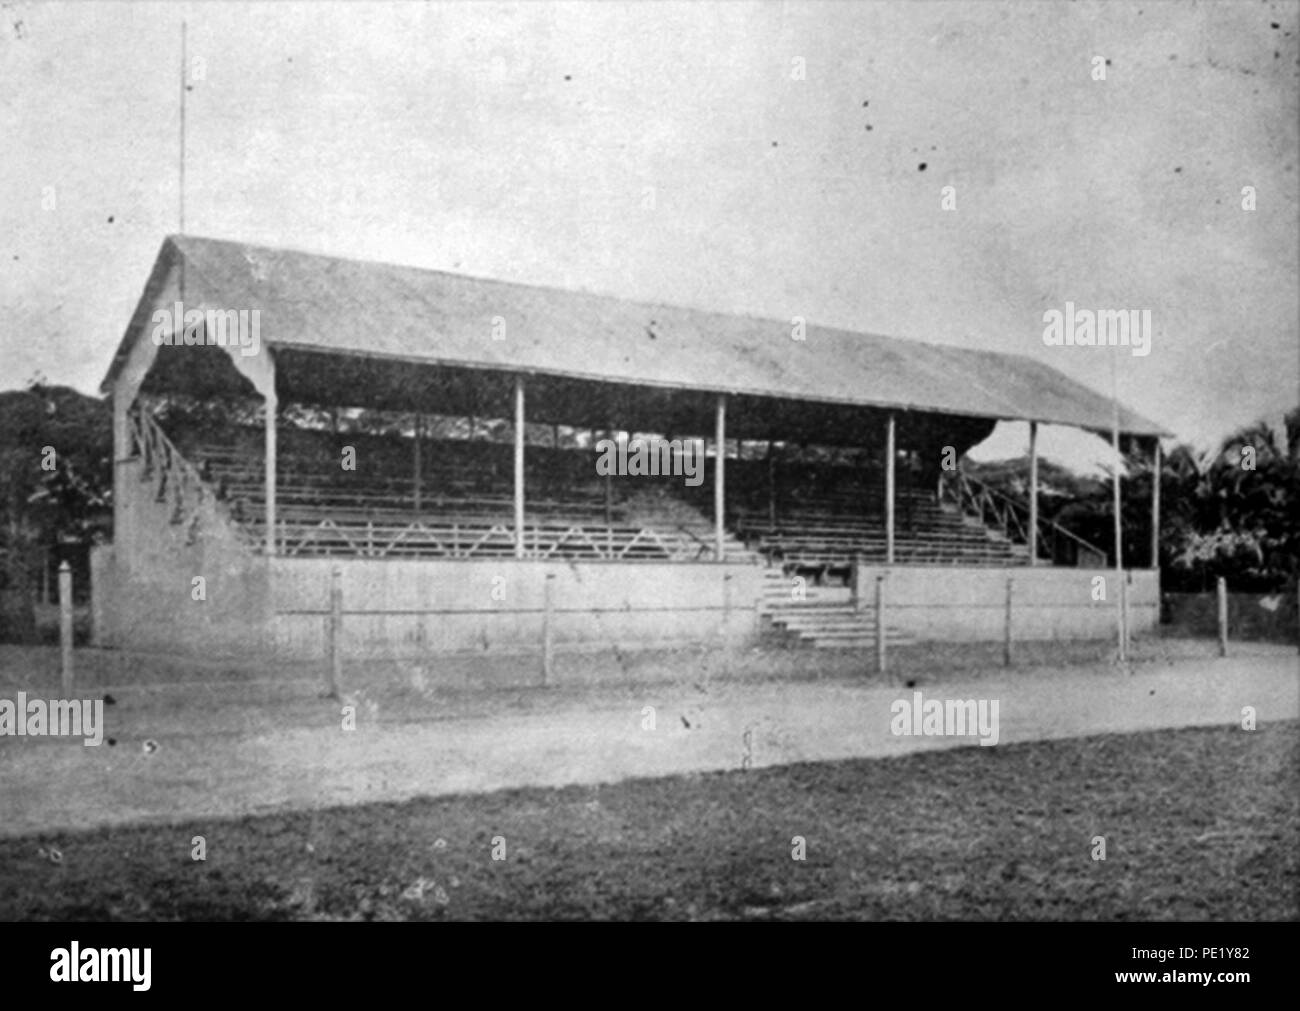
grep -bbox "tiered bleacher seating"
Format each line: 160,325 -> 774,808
176,425 -> 753,562
169,421 -> 1030,570
722,456 -> 1030,578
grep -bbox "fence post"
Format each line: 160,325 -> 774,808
721,572 -> 734,677
541,573 -> 555,686
58,561 -> 73,697
1003,576 -> 1013,668
1123,572 -> 1132,652
850,555 -> 860,611
325,565 -> 342,698
875,574 -> 886,678
1216,576 -> 1228,657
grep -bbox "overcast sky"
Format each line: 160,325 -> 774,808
2,0 -> 1297,470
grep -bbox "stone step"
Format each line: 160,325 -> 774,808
800,634 -> 915,648
773,611 -> 905,626
762,593 -> 854,605
759,597 -> 857,613
762,600 -> 915,648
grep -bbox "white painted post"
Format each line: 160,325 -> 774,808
1028,421 -> 1039,566
715,395 -> 726,562
1150,438 -> 1161,569
542,572 -> 554,686
58,561 -> 73,697
514,377 -> 525,559
265,388 -> 277,556
767,445 -> 777,529
604,421 -> 614,528
722,571 -> 732,640
1004,576 -> 1013,667
1123,572 -> 1132,650
884,414 -> 896,566
413,413 -> 422,513
1112,437 -> 1125,662
875,574 -> 886,677
326,564 -> 342,698
1217,576 -> 1228,657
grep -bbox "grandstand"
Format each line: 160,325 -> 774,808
92,236 -> 1169,663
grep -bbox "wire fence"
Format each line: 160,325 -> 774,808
1162,588 -> 1299,646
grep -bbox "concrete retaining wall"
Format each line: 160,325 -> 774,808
271,557 -> 767,659
92,459 -> 1160,661
855,564 -> 1159,641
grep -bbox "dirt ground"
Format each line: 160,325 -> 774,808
1,639 -> 1295,839
4,721 -> 1295,921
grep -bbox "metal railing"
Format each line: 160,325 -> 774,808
250,515 -> 740,562
939,468 -> 1107,567
128,408 -> 258,549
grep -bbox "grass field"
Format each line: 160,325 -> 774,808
4,720 -> 1295,921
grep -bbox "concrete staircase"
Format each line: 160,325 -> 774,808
622,487 -> 756,563
757,568 -> 914,649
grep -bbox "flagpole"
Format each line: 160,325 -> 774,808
179,20 -> 187,303
1111,348 -> 1127,662
179,20 -> 186,236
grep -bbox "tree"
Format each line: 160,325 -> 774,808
0,382 -> 111,642
963,409 -> 1300,592
1162,414 -> 1300,592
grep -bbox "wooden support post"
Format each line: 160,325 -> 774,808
264,387 -> 277,556
542,573 -> 554,686
514,377 -> 525,559
1217,576 -> 1228,657
325,564 -> 342,698
715,394 -> 726,562
721,571 -> 733,675
413,413 -> 422,513
722,571 -> 732,639
850,555 -> 861,611
1123,572 -> 1132,651
767,444 -> 777,529
875,574 -> 887,677
604,421 -> 614,527
884,414 -> 896,566
1150,438 -> 1161,569
1028,421 -> 1039,566
1004,576 -> 1014,667
58,561 -> 73,697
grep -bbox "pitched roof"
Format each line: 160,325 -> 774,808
102,235 -> 1170,438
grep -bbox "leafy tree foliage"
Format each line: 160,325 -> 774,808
968,408 -> 1299,592
0,381 -> 112,641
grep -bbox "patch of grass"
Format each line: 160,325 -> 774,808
3,722 -> 1295,921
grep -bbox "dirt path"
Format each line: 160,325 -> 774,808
1,647 -> 1296,838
